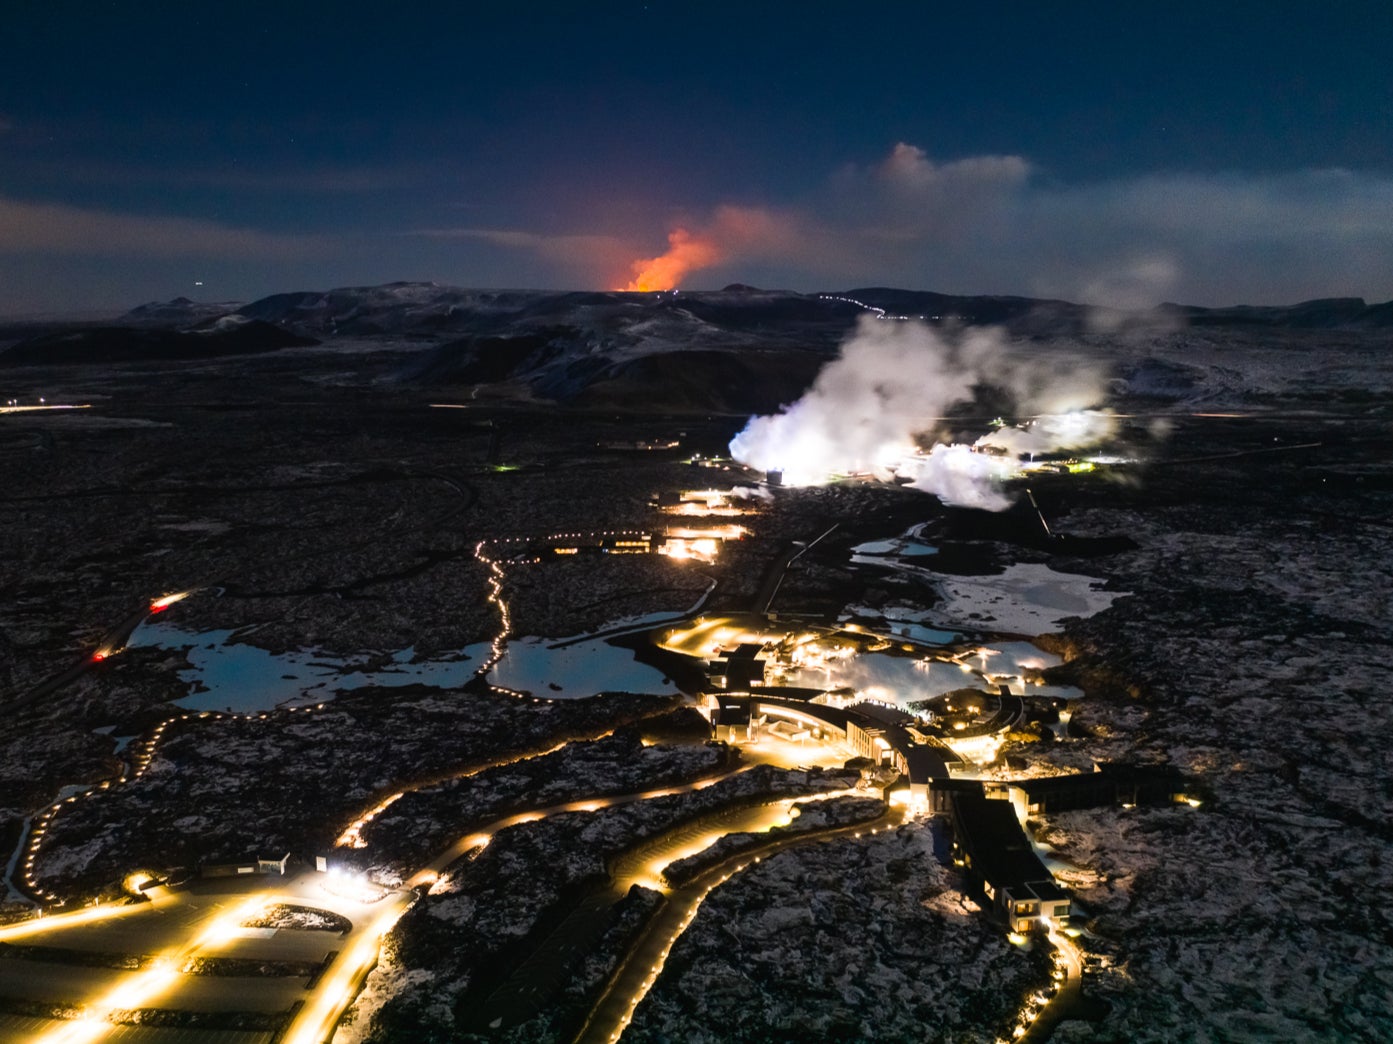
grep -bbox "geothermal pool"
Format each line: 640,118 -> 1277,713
127,618 -> 677,711
785,639 -> 1082,708
127,622 -> 480,711
485,635 -> 679,700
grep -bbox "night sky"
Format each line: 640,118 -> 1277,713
3,1 -> 1391,313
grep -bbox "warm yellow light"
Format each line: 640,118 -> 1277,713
0,901 -> 142,941
36,955 -> 183,1042
279,901 -> 409,1044
193,894 -> 271,949
149,591 -> 190,610
336,791 -> 405,848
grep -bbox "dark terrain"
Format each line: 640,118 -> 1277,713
1,283 -> 1390,1042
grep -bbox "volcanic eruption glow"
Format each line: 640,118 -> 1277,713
729,316 -> 1116,509
622,227 -> 722,291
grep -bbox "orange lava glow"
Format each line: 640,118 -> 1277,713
622,228 -> 721,291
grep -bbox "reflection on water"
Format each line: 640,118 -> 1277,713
130,619 -> 677,711
488,637 -> 678,700
130,622 -> 479,712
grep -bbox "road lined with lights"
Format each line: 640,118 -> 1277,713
401,765 -> 752,887
0,402 -> 91,415
0,872 -> 414,1044
1017,924 -> 1084,1043
472,791 -> 859,1031
0,590 -> 197,716
277,892 -> 415,1044
574,802 -> 908,1044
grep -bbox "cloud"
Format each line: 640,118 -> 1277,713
1,157 -> 413,195
0,195 -> 321,259
590,144 -> 1393,306
407,226 -> 634,275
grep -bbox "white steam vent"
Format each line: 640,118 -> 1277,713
729,315 -> 1114,510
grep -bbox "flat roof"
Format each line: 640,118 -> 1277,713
951,790 -> 1054,891
1016,763 -> 1184,798
848,700 -> 918,728
748,685 -> 824,702
749,695 -> 853,731
727,643 -> 765,661
899,741 -> 954,782
1023,880 -> 1070,903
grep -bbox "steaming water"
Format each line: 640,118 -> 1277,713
792,641 -> 1082,708
879,622 -> 961,645
728,315 -> 1112,507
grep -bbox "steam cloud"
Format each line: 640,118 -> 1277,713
623,227 -> 722,291
729,316 -> 1113,510
601,143 -> 1393,307
619,206 -> 796,291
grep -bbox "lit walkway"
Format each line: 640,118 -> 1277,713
573,803 -> 906,1044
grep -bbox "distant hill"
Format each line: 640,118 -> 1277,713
1159,296 -> 1393,329
7,281 -> 1387,411
121,296 -> 246,326
0,319 -> 317,367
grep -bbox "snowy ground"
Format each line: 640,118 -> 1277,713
1007,407 -> 1393,1041
921,561 -> 1124,635
625,820 -> 1049,1043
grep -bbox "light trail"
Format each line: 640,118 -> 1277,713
474,538 -> 516,676
335,792 -> 405,849
1010,922 -> 1081,1042
403,764 -> 752,888
21,708 -> 234,903
0,403 -> 91,415
335,737 -> 593,853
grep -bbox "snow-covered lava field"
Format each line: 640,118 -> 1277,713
1,284 -> 1390,1042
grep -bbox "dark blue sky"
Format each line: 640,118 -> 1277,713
3,2 -> 1391,312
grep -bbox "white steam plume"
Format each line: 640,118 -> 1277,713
729,316 -> 1113,509
975,409 -> 1118,458
900,444 -> 1017,511
729,485 -> 774,501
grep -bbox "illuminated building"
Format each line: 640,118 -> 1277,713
985,763 -> 1188,816
699,692 -> 963,806
707,643 -> 767,690
198,852 -> 290,878
656,488 -> 758,517
949,787 -> 1071,933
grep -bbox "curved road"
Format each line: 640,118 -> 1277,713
573,801 -> 907,1044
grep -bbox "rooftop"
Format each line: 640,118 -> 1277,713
951,789 -> 1054,891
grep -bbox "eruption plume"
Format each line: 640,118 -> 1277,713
729,316 -> 1113,509
622,227 -> 722,291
